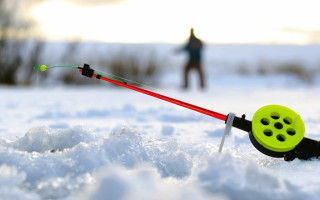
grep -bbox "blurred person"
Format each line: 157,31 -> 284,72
176,28 -> 205,89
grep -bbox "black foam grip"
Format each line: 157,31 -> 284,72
231,114 -> 252,133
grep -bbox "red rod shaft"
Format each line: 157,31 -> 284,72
89,72 -> 227,121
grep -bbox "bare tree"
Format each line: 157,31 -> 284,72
0,0 -> 43,85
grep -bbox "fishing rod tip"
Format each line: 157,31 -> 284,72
33,65 -> 40,71
40,65 -> 47,71
33,65 -> 47,71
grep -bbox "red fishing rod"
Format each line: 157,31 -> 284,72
35,63 -> 320,161
81,64 -> 227,122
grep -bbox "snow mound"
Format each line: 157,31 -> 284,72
162,125 -> 175,136
0,165 -> 39,200
98,126 -> 192,178
0,125 -> 319,199
78,165 -> 212,200
78,153 -> 320,200
197,154 -> 307,200
0,126 -> 193,199
10,126 -> 96,152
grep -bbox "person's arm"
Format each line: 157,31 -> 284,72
175,42 -> 190,53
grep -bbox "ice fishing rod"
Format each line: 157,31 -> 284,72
34,64 -> 320,161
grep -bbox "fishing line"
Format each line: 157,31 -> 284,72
94,68 -> 167,95
33,65 -> 79,70
94,68 -> 208,110
36,64 -> 175,101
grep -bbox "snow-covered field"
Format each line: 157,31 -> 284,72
1,44 -> 320,199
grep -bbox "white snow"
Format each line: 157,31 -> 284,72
1,43 -> 320,200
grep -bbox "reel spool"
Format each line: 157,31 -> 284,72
249,105 -> 305,157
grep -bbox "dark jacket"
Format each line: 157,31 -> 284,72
183,37 -> 203,62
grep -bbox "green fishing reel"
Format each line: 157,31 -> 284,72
250,105 -> 305,158
231,104 -> 320,161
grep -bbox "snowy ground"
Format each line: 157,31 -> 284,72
1,68 -> 320,200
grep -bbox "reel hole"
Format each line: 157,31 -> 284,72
274,122 -> 283,129
283,117 -> 292,125
271,112 -> 280,120
287,128 -> 296,136
261,118 -> 270,125
263,129 -> 273,137
276,134 -> 286,142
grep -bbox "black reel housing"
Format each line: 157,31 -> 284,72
231,114 -> 320,161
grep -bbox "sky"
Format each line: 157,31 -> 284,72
30,0 -> 320,44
